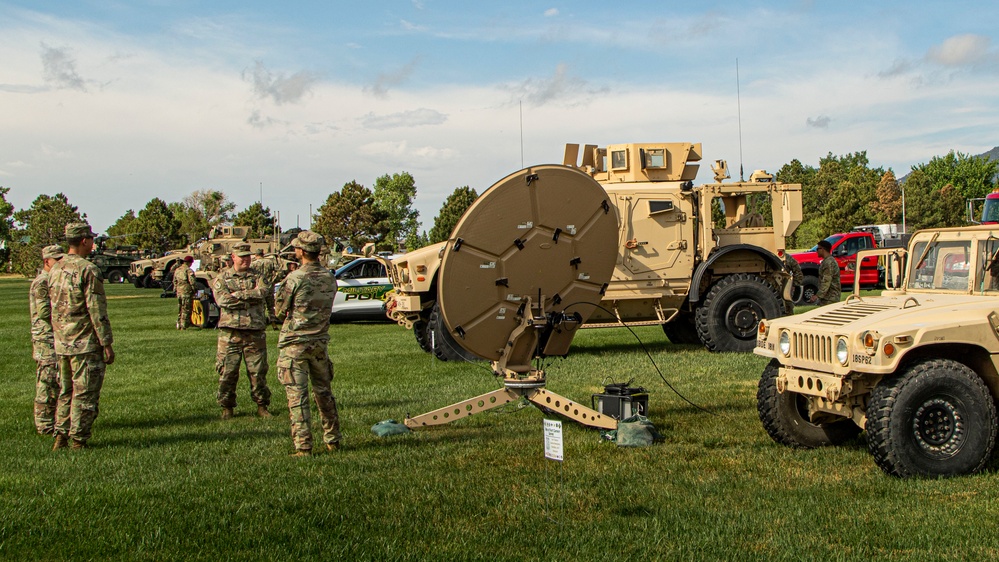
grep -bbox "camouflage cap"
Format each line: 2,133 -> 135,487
42,245 -> 64,260
291,230 -> 324,253
232,243 -> 252,257
65,222 -> 96,240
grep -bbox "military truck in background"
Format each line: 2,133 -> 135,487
756,225 -> 999,478
88,236 -> 142,284
383,141 -> 803,359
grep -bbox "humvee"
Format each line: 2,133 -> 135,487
384,142 -> 802,359
756,225 -> 999,477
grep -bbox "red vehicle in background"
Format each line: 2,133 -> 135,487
981,190 -> 999,224
791,231 -> 880,304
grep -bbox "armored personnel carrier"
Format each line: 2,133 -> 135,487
384,142 -> 802,358
88,236 -> 140,284
756,225 -> 999,477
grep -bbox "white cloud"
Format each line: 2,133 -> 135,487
806,115 -> 831,129
361,108 -> 448,129
364,57 -> 420,98
243,61 -> 317,105
926,34 -> 991,66
506,63 -> 608,107
544,8 -> 559,17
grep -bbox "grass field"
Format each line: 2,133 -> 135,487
3,279 -> 999,560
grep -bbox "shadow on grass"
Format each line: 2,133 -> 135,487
94,427 -> 282,449
100,412 -> 220,431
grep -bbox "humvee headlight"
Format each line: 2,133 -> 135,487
836,338 -> 849,366
779,331 -> 791,356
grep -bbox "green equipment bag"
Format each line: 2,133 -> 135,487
611,414 -> 662,447
371,419 -> 411,438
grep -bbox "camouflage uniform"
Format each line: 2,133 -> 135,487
275,231 -> 340,452
250,253 -> 281,324
783,253 -> 804,312
29,247 -> 62,434
816,255 -> 842,306
174,260 -> 196,329
214,246 -> 271,412
49,226 -> 114,446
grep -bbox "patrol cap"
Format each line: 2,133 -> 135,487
42,245 -> 64,260
65,222 -> 96,240
291,230 -> 324,253
232,243 -> 252,257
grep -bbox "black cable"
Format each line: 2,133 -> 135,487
563,302 -> 722,418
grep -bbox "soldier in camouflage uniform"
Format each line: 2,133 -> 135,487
49,223 -> 115,450
214,243 -> 273,420
30,245 -> 64,435
250,249 -> 281,326
275,231 -> 340,455
783,252 -> 804,313
810,239 -> 841,306
174,255 -> 196,329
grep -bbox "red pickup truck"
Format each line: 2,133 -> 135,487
791,231 -> 880,303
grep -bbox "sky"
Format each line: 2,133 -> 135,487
2,0 -> 999,234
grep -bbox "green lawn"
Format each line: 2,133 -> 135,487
2,279 -> 998,560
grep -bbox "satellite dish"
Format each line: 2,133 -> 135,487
405,165 -> 621,430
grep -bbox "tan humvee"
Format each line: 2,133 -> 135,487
756,225 -> 999,477
384,142 -> 802,359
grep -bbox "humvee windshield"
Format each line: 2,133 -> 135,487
977,237 -> 999,292
908,239 -> 971,291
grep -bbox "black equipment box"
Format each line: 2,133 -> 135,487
592,382 -> 649,420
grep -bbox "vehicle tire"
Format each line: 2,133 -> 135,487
107,269 -> 125,284
429,303 -> 480,362
143,274 -> 159,289
797,274 -> 819,305
695,273 -> 784,352
413,318 -> 433,353
757,359 -> 861,448
866,359 -> 997,478
662,313 -> 700,345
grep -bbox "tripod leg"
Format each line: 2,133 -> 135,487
526,389 -> 618,430
405,387 -> 522,428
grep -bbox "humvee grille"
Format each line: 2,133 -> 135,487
793,333 -> 833,364
803,303 -> 897,328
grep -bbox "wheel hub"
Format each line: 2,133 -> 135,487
913,398 -> 963,456
725,298 -> 764,339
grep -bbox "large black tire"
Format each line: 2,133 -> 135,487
695,273 -> 784,352
757,359 -> 861,448
866,359 -> 997,478
143,274 -> 159,289
797,274 -> 819,305
107,269 -> 125,284
413,318 -> 433,353
428,303 -> 479,362
662,313 -> 700,345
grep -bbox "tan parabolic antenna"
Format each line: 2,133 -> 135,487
404,165 -> 621,430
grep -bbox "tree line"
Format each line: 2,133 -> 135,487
0,149 -> 995,275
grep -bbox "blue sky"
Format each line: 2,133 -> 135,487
2,0 -> 999,233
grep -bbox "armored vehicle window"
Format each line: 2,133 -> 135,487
649,200 -> 674,214
909,240 -> 971,291
644,149 -> 665,168
977,238 -> 999,292
611,150 -> 628,170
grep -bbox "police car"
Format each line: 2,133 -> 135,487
330,256 -> 398,321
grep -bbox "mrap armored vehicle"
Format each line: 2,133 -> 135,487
756,225 -> 999,477
383,141 -> 802,358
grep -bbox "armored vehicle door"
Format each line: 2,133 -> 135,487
617,193 -> 693,281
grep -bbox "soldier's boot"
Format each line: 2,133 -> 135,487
221,407 -> 234,420
71,440 -> 86,450
326,439 -> 342,452
52,434 -> 69,450
291,449 -> 312,457
257,405 -> 273,418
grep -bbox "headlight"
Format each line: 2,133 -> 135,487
837,337 -> 849,366
779,331 -> 791,356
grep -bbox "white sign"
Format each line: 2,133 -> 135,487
543,419 -> 563,462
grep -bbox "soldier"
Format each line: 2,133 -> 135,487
275,231 -> 341,455
213,242 -> 273,420
810,239 -> 841,306
250,248 -> 280,325
174,256 -> 196,329
783,252 -> 803,312
49,222 -> 115,450
30,244 -> 64,435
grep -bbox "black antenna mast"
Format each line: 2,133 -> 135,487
736,58 -> 745,182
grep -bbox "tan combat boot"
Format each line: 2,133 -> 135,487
71,440 -> 86,450
257,405 -> 273,418
52,434 -> 69,450
221,407 -> 234,420
326,441 -> 341,452
291,449 -> 312,457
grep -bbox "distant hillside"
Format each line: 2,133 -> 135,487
897,146 -> 998,184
